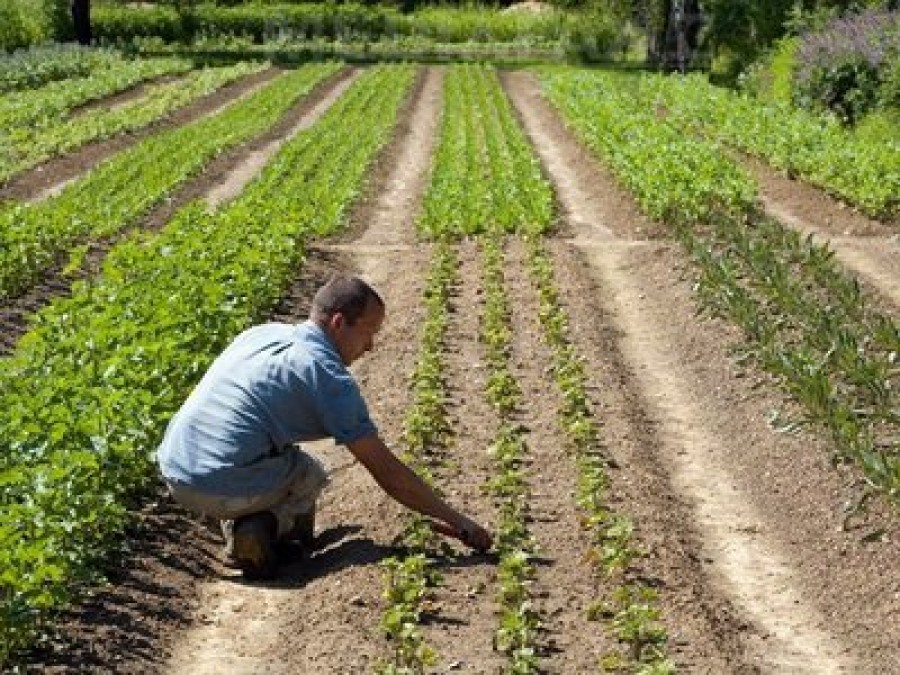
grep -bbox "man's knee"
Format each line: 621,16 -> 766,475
294,450 -> 329,499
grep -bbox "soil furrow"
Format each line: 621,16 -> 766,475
503,237 -> 609,672
0,67 -> 281,203
349,66 -> 444,247
0,68 -> 355,358
204,70 -> 358,210
422,239 -> 506,673
68,73 -> 188,118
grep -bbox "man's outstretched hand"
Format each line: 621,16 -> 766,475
430,518 -> 493,553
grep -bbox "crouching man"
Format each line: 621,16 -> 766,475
156,274 -> 492,579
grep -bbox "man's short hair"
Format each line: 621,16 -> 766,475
311,274 -> 384,325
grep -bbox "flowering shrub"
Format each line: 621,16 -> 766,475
794,8 -> 900,124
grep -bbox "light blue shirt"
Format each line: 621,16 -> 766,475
156,321 -> 377,496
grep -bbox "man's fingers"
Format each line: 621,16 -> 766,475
428,519 -> 461,539
426,519 -> 492,552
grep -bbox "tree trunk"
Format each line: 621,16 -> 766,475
650,0 -> 703,72
72,0 -> 92,45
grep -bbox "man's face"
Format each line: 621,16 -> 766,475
332,300 -> 384,366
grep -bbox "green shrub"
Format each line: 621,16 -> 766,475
561,8 -> 617,62
0,0 -> 49,52
794,9 -> 900,125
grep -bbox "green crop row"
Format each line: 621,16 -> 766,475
0,45 -> 127,93
0,64 -> 415,665
419,65 -> 553,239
682,216 -> 900,509
539,68 -> 900,508
378,241 -> 457,674
0,60 -> 266,183
0,54 -> 193,135
539,68 -> 756,226
0,62 -> 341,302
480,235 -> 540,673
618,71 -> 899,221
525,237 -> 674,673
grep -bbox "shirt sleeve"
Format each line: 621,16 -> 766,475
313,362 -> 378,445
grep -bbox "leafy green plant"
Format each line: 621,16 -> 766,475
1,60 -> 266,182
419,65 -> 553,240
477,235 -> 540,672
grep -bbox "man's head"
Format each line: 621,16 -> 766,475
310,274 -> 385,366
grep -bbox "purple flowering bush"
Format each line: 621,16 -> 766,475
794,8 -> 900,124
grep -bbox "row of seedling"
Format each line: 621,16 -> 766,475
378,242 -> 457,674
539,68 -> 899,510
0,54 -> 191,132
480,234 -> 540,673
524,236 -> 674,674
0,64 -> 415,666
680,215 -> 899,512
0,62 -> 342,301
418,64 -> 553,239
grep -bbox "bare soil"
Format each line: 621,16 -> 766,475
9,66 -> 900,675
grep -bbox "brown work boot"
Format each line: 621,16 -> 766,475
272,506 -> 315,565
231,512 -> 278,580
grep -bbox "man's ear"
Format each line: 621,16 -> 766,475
328,312 -> 346,332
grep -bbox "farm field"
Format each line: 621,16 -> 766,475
3,60 -> 899,674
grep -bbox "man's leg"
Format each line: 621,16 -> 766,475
270,448 -> 330,547
166,481 -> 281,578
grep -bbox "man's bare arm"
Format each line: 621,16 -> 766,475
346,433 -> 492,551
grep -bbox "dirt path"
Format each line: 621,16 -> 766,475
742,156 -> 900,311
